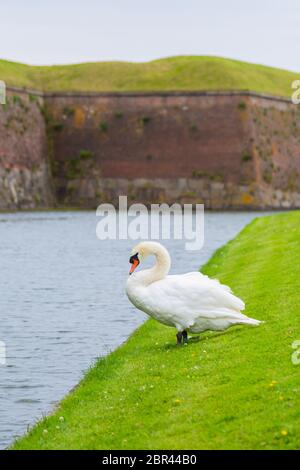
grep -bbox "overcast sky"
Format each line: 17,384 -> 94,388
0,0 -> 299,71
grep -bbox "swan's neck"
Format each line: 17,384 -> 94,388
137,246 -> 171,285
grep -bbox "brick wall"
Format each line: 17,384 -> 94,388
1,89 -> 299,209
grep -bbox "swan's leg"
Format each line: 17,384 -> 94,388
176,332 -> 182,345
182,330 -> 188,344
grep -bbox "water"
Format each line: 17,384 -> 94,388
0,210 -> 270,448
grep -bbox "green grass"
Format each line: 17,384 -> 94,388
11,211 -> 300,450
1,56 -> 298,97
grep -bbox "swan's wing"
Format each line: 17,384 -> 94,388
147,272 -> 245,321
182,271 -> 233,294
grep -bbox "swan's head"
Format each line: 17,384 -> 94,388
129,241 -> 170,275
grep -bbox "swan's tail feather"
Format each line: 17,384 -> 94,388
238,316 -> 262,326
223,309 -> 263,326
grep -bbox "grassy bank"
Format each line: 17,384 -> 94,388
1,56 -> 298,97
12,211 -> 300,450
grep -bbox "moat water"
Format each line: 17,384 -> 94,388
0,210 -> 271,448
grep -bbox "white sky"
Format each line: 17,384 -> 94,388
0,0 -> 299,71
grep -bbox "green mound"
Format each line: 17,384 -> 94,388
0,56 -> 298,96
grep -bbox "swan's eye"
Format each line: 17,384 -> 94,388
129,253 -> 140,274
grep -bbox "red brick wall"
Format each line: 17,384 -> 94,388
1,89 -> 300,209
47,93 -> 255,183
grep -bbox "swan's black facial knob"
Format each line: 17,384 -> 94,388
129,253 -> 139,264
129,253 -> 140,275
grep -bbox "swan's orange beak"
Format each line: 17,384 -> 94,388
129,253 -> 140,275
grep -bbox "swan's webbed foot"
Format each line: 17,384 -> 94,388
182,330 -> 188,344
176,330 -> 188,345
176,332 -> 182,345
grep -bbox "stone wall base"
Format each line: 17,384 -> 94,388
58,177 -> 300,210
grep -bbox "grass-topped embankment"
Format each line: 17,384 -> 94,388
1,56 -> 298,97
12,211 -> 300,450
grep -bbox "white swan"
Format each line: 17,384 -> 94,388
126,241 -> 261,344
